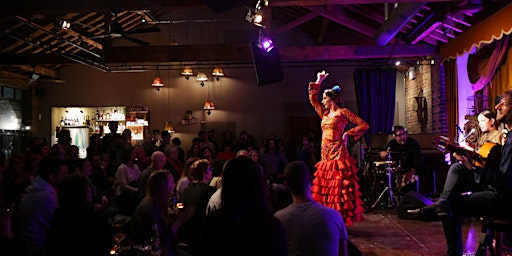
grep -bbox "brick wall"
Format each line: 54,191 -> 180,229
405,60 -> 448,134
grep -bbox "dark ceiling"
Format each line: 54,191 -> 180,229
0,0 -> 509,86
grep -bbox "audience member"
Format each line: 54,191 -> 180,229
129,170 -> 193,256
1,155 -> 31,209
163,144 -> 183,183
47,173 -> 111,256
207,129 -> 219,153
275,161 -> 348,256
178,159 -> 215,251
51,129 -> 73,160
171,137 -> 186,164
236,149 -> 249,158
198,130 -> 216,157
86,133 -> 102,159
101,121 -> 123,173
186,143 -> 201,160
142,130 -> 159,157
16,158 -> 68,256
261,138 -> 288,182
216,140 -> 236,161
200,146 -> 214,164
112,147 -> 141,215
196,157 -> 287,255
158,131 -> 172,153
221,130 -> 234,146
296,135 -> 317,174
138,151 -> 166,200
249,149 -> 264,177
176,157 -> 200,199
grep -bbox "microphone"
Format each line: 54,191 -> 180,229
460,128 -> 476,143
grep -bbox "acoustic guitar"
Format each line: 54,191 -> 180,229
432,136 -> 498,167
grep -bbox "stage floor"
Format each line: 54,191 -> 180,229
348,208 -> 512,256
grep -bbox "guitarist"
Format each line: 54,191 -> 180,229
467,110 -> 502,152
410,91 -> 512,256
379,125 -> 424,195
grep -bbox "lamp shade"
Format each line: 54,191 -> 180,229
196,72 -> 208,81
203,99 -> 215,115
203,100 -> 216,110
164,121 -> 175,133
212,67 -> 224,77
181,66 -> 193,80
151,76 -> 164,91
181,66 -> 193,76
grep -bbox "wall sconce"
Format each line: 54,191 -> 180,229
408,66 -> 416,80
181,66 -> 193,80
212,66 -> 224,81
196,72 -> 208,86
163,121 -> 175,133
151,69 -> 164,91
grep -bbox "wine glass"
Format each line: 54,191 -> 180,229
111,224 -> 126,255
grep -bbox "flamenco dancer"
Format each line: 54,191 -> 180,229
308,70 -> 369,226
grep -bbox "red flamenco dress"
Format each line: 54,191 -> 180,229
308,82 -> 369,226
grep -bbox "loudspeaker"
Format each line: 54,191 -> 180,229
250,41 -> 283,86
397,191 -> 433,220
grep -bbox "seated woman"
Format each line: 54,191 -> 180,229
129,170 -> 192,256
195,157 -> 287,255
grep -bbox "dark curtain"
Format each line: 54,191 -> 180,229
354,68 -> 397,145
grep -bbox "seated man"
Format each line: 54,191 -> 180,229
410,90 -> 512,256
275,161 -> 348,256
379,125 -> 424,195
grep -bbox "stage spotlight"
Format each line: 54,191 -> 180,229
258,36 -> 274,52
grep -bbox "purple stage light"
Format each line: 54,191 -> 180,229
260,37 -> 274,52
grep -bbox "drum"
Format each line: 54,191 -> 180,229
372,161 -> 396,174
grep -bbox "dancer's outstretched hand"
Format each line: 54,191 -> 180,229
316,70 -> 329,84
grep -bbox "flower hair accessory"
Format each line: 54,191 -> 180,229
332,85 -> 341,92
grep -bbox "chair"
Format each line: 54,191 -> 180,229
477,217 -> 512,256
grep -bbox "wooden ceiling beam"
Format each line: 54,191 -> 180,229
1,0 -> 453,16
0,44 -> 437,65
270,0 -> 451,6
272,12 -> 319,35
306,6 -> 376,37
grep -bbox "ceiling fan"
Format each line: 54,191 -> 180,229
29,73 -> 67,84
87,11 -> 161,46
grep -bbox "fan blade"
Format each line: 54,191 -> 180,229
122,34 -> 151,46
123,26 -> 161,35
39,78 -> 67,84
88,34 -> 112,40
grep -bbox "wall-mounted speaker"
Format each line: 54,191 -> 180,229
250,41 -> 283,86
